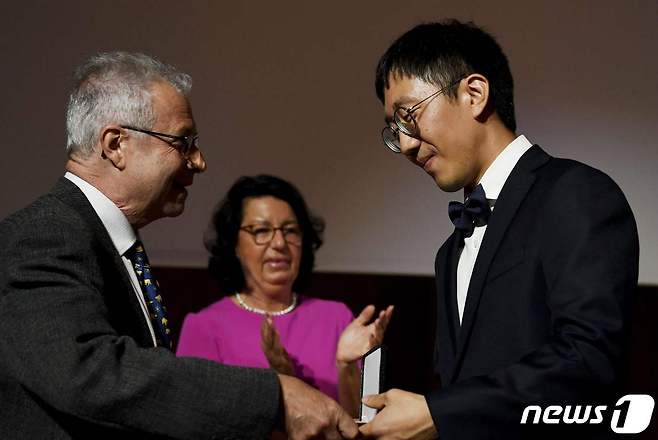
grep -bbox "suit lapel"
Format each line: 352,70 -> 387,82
449,146 -> 551,382
51,178 -> 155,347
433,231 -> 459,383
435,231 -> 461,357
446,230 -> 462,350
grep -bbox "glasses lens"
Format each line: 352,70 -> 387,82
180,135 -> 197,157
381,127 -> 401,153
393,108 -> 417,137
282,226 -> 302,245
249,226 -> 274,244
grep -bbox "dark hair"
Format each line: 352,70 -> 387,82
375,19 -> 516,132
206,175 -> 325,295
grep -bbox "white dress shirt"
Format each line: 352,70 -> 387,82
456,135 -> 533,323
64,172 -> 157,346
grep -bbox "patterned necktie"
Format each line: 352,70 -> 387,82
448,184 -> 493,238
127,240 -> 172,349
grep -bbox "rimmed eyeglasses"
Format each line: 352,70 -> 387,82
381,78 -> 463,153
239,224 -> 303,246
121,125 -> 200,157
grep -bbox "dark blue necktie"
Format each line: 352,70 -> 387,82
448,184 -> 492,238
127,240 -> 172,349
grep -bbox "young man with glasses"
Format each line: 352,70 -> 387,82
360,20 -> 638,439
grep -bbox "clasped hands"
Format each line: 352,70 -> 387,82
275,378 -> 437,440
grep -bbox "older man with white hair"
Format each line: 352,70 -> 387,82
0,52 -> 358,440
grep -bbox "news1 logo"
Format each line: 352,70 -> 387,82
520,394 -> 655,434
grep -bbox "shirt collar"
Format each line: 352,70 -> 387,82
476,134 -> 533,200
64,172 -> 137,255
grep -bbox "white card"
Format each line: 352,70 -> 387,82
357,345 -> 385,424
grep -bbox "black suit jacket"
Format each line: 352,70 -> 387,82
426,146 -> 639,439
0,178 -> 280,439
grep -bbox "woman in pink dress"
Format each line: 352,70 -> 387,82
177,175 -> 393,416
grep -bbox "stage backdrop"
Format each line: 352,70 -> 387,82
1,0 -> 656,283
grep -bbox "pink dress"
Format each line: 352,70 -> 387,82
176,295 -> 354,400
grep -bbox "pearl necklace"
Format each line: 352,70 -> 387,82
235,292 -> 298,316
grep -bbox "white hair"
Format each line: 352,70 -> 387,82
65,51 -> 192,157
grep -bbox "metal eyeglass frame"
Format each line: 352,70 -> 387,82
381,78 -> 464,153
120,125 -> 199,157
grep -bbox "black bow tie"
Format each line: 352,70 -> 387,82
448,184 -> 492,238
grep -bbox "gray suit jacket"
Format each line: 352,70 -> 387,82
0,178 -> 280,439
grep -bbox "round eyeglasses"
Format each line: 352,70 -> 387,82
239,224 -> 303,246
381,78 -> 463,153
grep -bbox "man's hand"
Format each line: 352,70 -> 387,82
336,305 -> 394,365
261,315 -> 295,375
359,389 -> 437,440
278,374 -> 359,440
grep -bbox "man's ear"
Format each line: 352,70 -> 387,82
463,74 -> 492,122
99,125 -> 127,170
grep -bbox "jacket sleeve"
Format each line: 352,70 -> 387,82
0,208 -> 280,440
